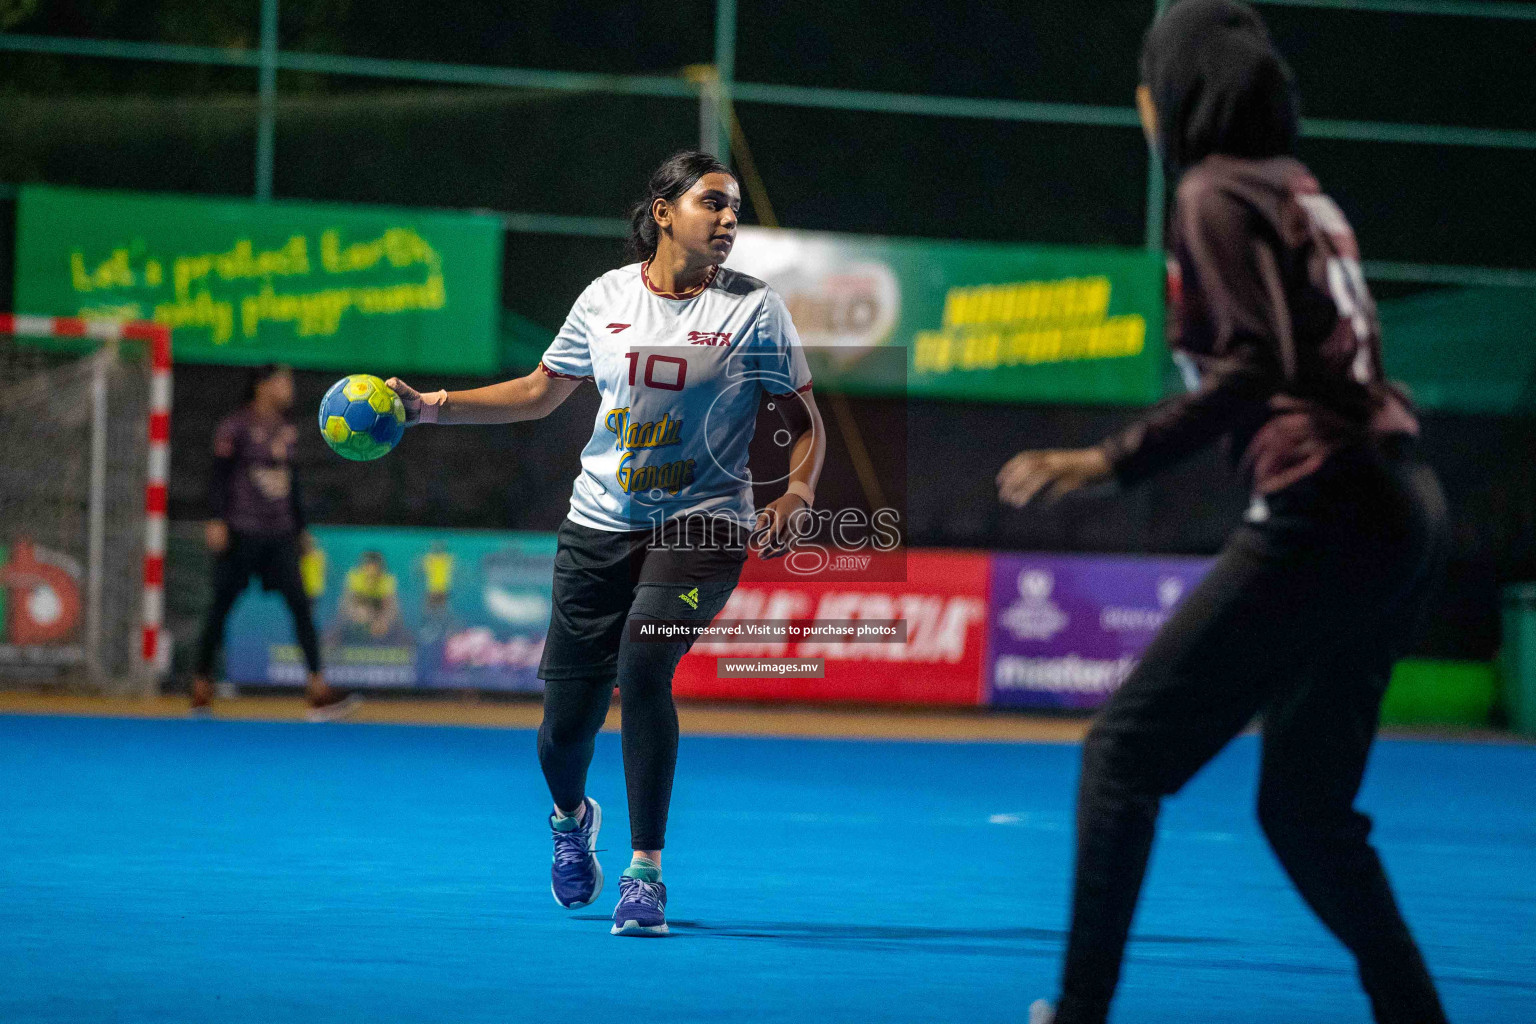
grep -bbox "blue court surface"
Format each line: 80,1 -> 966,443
2,714 -> 1532,1023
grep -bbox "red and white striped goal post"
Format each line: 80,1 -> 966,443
0,314 -> 172,673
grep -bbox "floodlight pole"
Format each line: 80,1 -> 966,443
255,0 -> 279,200
688,66 -> 724,159
712,0 -> 737,164
1143,0 -> 1170,253
699,77 -> 721,158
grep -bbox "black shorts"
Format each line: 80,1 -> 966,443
538,516 -> 746,681
218,532 -> 305,596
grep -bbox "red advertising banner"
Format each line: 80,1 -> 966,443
672,549 -> 990,706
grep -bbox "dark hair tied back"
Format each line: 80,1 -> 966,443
626,150 -> 736,262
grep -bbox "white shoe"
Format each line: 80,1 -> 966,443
1028,1000 -> 1056,1024
306,692 -> 363,723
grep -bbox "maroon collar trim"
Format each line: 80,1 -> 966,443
641,261 -> 717,300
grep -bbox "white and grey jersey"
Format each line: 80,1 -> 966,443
540,262 -> 812,533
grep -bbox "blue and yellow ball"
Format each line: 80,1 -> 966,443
318,374 -> 405,461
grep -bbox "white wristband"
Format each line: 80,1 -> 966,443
786,480 -> 815,507
418,389 -> 448,424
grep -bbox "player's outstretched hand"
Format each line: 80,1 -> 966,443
997,447 -> 1112,508
385,377 -> 447,426
385,377 -> 425,424
752,492 -> 809,560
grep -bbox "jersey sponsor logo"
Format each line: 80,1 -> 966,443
604,408 -> 684,451
606,323 -> 631,333
687,330 -> 732,347
679,588 -> 700,610
615,450 -> 696,495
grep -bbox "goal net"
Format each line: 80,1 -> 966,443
0,316 -> 171,694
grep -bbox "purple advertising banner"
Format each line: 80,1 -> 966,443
986,553 -> 1215,710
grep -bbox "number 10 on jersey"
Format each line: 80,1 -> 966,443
625,352 -> 687,392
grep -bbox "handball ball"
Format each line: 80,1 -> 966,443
318,374 -> 406,461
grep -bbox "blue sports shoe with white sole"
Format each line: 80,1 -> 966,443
610,869 -> 668,936
549,798 -> 603,909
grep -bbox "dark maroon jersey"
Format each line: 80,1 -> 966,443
210,407 -> 303,537
1103,154 -> 1417,494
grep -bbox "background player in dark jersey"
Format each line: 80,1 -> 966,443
998,4 -> 1450,1022
192,364 -> 359,721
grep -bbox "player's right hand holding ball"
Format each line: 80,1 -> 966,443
385,378 -> 447,426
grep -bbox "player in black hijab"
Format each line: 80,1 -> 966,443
1004,4 -> 1449,1022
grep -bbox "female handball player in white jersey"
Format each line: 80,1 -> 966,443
384,151 -> 824,937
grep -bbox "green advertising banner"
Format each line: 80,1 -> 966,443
727,226 -> 1167,405
14,186 -> 502,374
1378,286 -> 1536,415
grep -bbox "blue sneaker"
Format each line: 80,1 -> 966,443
549,798 -> 603,909
610,867 -> 668,936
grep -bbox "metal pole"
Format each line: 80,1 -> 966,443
1143,0 -> 1169,253
85,348 -> 110,688
1143,144 -> 1165,253
255,0 -> 279,200
713,0 -> 736,164
685,65 -> 724,159
699,74 -> 721,157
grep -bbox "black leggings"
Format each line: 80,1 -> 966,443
195,533 -> 321,677
538,612 -> 701,851
536,516 -> 744,852
1056,447 -> 1450,1024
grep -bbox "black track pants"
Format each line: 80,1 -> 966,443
195,533 -> 321,677
1055,445 -> 1450,1024
537,517 -> 743,851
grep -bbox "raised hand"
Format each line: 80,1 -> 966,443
997,448 -> 1112,508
